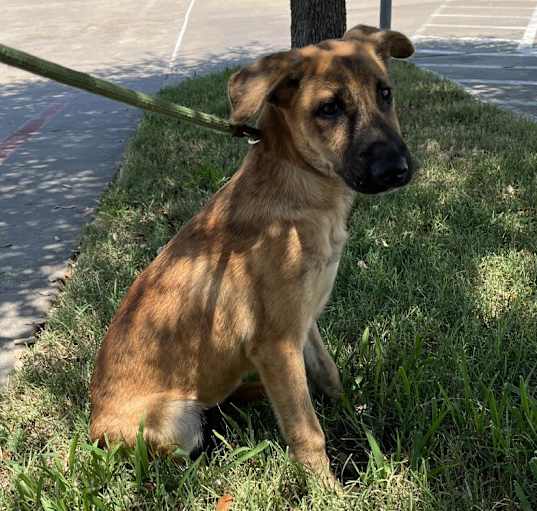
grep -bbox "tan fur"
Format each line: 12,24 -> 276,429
90,25 -> 415,484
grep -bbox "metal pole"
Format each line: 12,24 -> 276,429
380,0 -> 392,29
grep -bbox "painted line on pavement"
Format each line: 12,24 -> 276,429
416,49 -> 468,55
0,102 -> 66,166
413,35 -> 519,43
446,5 -> 534,9
419,62 -> 537,69
415,49 -> 537,56
426,24 -> 526,30
167,0 -> 197,75
458,78 -> 537,85
468,96 -> 537,108
518,2 -> 537,49
447,0 -> 536,3
434,14 -> 530,19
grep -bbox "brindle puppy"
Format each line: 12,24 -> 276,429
90,25 -> 415,485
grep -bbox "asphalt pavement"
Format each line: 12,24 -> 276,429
1,0 -> 536,384
411,0 -> 537,120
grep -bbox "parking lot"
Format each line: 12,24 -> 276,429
411,0 -> 537,120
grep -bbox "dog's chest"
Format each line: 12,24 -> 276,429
310,220 -> 348,316
315,258 -> 340,314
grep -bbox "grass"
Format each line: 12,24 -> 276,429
1,61 -> 537,510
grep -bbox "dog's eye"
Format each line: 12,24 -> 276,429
317,101 -> 342,118
379,86 -> 392,103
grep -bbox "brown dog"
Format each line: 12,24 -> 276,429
90,25 -> 415,484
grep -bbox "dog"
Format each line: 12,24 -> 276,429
90,24 -> 415,485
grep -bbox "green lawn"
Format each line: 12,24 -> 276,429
1,62 -> 537,510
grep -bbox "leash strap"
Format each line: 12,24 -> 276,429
0,43 -> 261,140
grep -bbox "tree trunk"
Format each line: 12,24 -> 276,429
290,0 -> 347,48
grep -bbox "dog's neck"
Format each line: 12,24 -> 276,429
223,144 -> 354,231
244,147 -> 352,211
201,106 -> 355,233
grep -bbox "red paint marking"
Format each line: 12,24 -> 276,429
0,102 -> 65,165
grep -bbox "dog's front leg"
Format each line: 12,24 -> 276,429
250,339 -> 336,484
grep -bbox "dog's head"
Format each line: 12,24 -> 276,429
228,25 -> 415,194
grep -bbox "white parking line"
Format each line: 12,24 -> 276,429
415,0 -> 537,106
434,14 -> 530,19
448,0 -> 535,3
459,79 -> 537,86
416,49 -> 467,55
427,24 -> 526,30
419,63 -> 537,69
413,35 -> 518,43
446,5 -> 534,9
416,49 -> 536,57
468,96 -> 537,108
167,0 -> 197,75
518,2 -> 537,49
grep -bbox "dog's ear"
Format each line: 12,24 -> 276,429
343,24 -> 414,60
228,51 -> 303,124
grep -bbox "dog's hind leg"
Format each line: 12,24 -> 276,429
90,397 -> 205,455
303,322 -> 343,400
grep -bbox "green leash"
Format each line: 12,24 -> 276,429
0,43 -> 262,140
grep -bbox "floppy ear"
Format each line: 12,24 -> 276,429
343,24 -> 414,60
228,51 -> 303,124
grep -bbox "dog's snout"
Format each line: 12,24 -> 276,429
357,137 -> 413,193
370,155 -> 409,185
340,138 -> 413,194
394,157 -> 409,178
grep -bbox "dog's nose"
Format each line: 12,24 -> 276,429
369,156 -> 411,188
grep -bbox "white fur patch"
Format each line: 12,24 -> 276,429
147,400 -> 205,454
